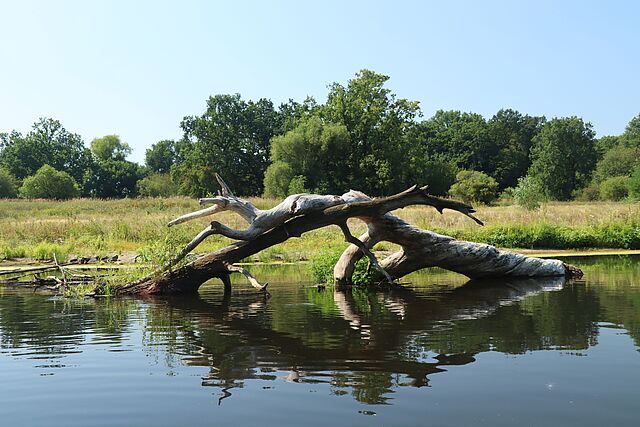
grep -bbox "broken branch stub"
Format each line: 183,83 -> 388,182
112,176 -> 582,296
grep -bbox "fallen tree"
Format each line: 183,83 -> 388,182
112,175 -> 582,295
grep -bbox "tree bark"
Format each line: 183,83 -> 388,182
111,177 -> 581,296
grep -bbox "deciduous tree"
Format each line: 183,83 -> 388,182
527,117 -> 597,200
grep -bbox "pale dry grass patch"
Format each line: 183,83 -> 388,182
1,198 -> 638,261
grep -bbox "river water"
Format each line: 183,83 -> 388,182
0,256 -> 639,426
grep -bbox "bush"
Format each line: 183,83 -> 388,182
137,173 -> 178,197
19,165 -> 79,200
263,161 -> 294,198
513,175 -> 545,210
599,176 -> 630,201
629,166 -> 640,200
575,183 -> 601,201
309,248 -> 376,285
0,167 -> 18,198
449,170 -> 498,204
287,175 -> 308,194
33,242 -> 69,262
592,146 -> 639,183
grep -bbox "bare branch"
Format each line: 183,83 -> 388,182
215,173 -> 234,197
337,222 -> 395,285
168,203 -> 227,227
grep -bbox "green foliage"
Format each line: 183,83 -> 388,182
309,248 -> 376,285
90,135 -> 131,161
599,176 -> 630,201
0,167 -> 18,198
32,241 -> 69,261
19,164 -> 79,200
461,220 -> 640,250
513,175 -> 545,210
488,109 -> 545,190
175,94 -> 283,196
576,183 -> 601,201
528,117 -> 597,200
411,157 -> 457,196
267,117 -> 351,194
449,170 -> 498,204
0,245 -> 28,259
592,146 -> 640,183
137,173 -> 178,197
287,175 -> 308,194
595,135 -> 621,157
0,118 -> 91,183
629,166 -> 640,200
322,69 -> 420,195
411,110 -> 493,174
263,161 -> 294,198
82,159 -> 144,198
145,139 -> 177,173
137,227 -> 192,270
622,113 -> 640,147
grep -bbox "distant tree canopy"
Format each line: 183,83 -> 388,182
622,114 -> 640,147
172,94 -> 284,197
264,117 -> 351,196
90,135 -> 132,161
320,69 -> 420,195
0,71 -> 638,201
0,167 -> 18,198
0,118 -> 91,183
137,173 -> 178,197
145,140 -> 177,174
527,117 -> 597,200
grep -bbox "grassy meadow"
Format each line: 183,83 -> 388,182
0,197 -> 639,264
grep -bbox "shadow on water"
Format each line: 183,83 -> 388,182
1,255 -> 639,407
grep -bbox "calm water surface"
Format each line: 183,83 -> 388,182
1,256 -> 639,426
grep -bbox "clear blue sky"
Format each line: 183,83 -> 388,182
1,0 -> 638,163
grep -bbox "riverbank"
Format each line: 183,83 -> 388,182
1,197 -> 639,263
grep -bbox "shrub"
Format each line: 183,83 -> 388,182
592,146 -> 640,183
629,166 -> 640,200
449,170 -> 498,204
33,242 -> 69,262
513,175 -> 545,210
263,161 -> 294,198
19,165 -> 79,200
497,187 -> 515,205
575,183 -> 601,201
309,248 -> 376,285
287,175 -> 308,194
599,176 -> 630,201
137,173 -> 178,197
0,167 -> 18,198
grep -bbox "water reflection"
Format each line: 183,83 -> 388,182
144,275 -> 594,404
0,256 -> 639,409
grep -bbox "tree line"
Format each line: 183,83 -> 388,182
1,69 -> 639,204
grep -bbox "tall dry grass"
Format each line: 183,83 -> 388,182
0,197 -> 638,261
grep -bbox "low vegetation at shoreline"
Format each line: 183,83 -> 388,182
1,198 -> 638,265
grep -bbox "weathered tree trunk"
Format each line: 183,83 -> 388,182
112,175 -> 581,296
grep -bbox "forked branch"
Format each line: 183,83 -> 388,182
337,222 -> 395,284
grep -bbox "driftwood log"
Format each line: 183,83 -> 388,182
113,175 -> 582,295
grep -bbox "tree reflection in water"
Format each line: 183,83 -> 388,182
2,257 -> 638,406
144,275 -> 594,405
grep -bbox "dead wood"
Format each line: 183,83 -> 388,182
111,176 -> 581,296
